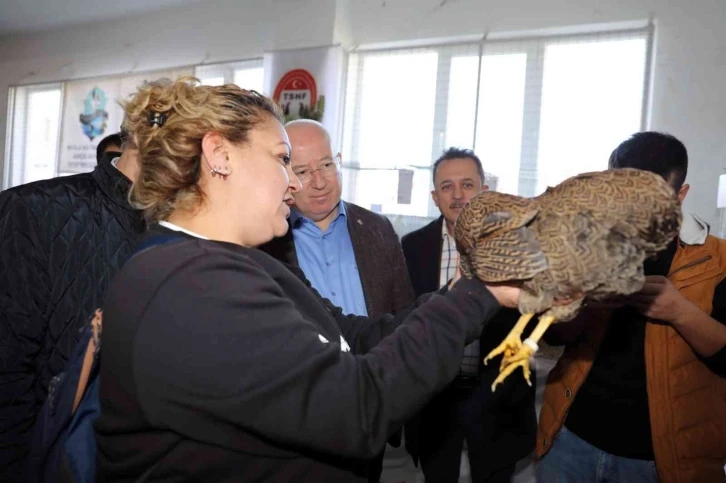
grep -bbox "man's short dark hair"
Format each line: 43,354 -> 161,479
608,131 -> 688,191
96,133 -> 123,165
432,147 -> 485,185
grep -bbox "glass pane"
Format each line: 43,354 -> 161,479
445,55 -> 479,150
354,52 -> 438,216
234,67 -> 264,92
24,89 -> 62,184
199,76 -> 225,86
474,53 -> 527,195
195,60 -> 263,91
536,38 -> 647,193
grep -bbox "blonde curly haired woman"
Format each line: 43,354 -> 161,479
94,77 -> 520,482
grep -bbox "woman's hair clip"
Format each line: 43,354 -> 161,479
118,127 -> 129,144
147,111 -> 168,127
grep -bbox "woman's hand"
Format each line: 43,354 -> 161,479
448,262 -> 520,308
484,282 -> 521,309
447,265 -> 463,290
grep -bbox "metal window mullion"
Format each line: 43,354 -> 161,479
55,82 -> 67,178
19,87 -> 30,186
471,40 -> 484,152
431,49 -> 453,159
427,48 -> 453,216
518,42 -> 545,197
640,22 -> 655,131
345,53 -> 365,202
3,87 -> 17,189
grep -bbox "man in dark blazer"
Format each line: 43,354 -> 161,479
260,120 -> 414,481
401,148 -> 536,483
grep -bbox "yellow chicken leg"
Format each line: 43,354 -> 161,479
491,315 -> 556,392
483,313 -> 535,367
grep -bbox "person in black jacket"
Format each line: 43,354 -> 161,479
94,77 -> 521,482
0,135 -> 145,482
401,148 -> 537,483
96,132 -> 123,164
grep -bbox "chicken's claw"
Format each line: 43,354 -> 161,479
483,313 -> 534,367
483,336 -> 523,367
491,339 -> 538,391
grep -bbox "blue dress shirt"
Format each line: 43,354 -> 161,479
290,202 -> 368,316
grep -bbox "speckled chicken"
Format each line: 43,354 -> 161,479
454,168 -> 681,391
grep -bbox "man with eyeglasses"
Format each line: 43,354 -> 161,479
260,119 -> 414,482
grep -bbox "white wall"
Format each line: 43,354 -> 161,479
1,0 -> 724,226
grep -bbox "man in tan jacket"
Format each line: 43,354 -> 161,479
536,132 -> 726,483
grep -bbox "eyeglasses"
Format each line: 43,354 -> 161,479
293,154 -> 341,184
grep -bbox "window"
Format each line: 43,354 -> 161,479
4,83 -> 63,188
341,49 -> 440,216
342,27 -> 651,217
535,38 -> 647,193
195,59 -> 264,92
473,53 -> 528,195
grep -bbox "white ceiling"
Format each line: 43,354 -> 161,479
0,0 -> 205,35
